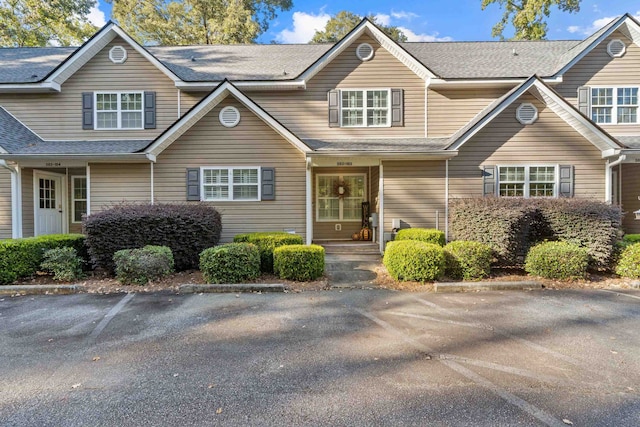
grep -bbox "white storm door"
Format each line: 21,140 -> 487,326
35,172 -> 64,236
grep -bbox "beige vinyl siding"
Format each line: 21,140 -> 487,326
0,37 -> 178,140
251,34 -> 425,139
154,97 -> 306,243
370,165 -> 380,214
0,169 -> 11,239
180,91 -> 206,115
89,163 -> 151,212
557,30 -> 640,135
21,169 -> 34,237
427,88 -> 507,137
448,93 -> 606,200
621,164 -> 640,234
383,160 -> 445,232
312,167 -> 369,240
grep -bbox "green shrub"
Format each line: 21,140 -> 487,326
273,245 -> 325,281
615,243 -> 640,278
0,234 -> 87,285
383,240 -> 445,282
84,203 -> 221,272
444,241 -> 493,280
199,243 -> 260,284
113,245 -> 175,285
395,228 -> 446,246
40,247 -> 84,281
525,241 -> 589,280
623,234 -> 640,244
233,232 -> 304,273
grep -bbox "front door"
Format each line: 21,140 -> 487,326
34,171 -> 64,236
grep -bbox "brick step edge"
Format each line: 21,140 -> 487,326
434,281 -> 542,293
180,283 -> 285,294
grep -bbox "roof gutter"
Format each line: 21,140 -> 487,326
0,153 -> 155,163
307,151 -> 458,159
0,82 -> 61,93
429,76 -> 563,88
175,80 -> 307,91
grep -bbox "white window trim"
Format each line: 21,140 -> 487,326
200,166 -> 261,202
339,89 -> 392,128
497,165 -> 559,198
94,91 -> 144,130
590,86 -> 639,125
315,173 -> 367,222
71,175 -> 87,223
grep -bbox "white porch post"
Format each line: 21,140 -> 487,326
605,155 -> 626,203
86,164 -> 91,215
2,161 -> 22,238
305,157 -> 313,245
378,160 -> 384,254
445,159 -> 449,241
150,162 -> 154,204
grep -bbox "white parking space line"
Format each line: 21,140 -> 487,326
599,289 -> 640,301
86,293 -> 135,345
352,307 -> 568,427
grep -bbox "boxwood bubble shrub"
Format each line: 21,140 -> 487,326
199,243 -> 261,284
394,228 -> 446,247
444,240 -> 493,281
383,240 -> 445,282
273,244 -> 325,281
233,232 -> 304,273
524,241 -> 589,280
113,245 -> 175,285
615,243 -> 640,279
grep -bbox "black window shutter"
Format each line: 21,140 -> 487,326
261,167 -> 275,201
391,88 -> 404,127
483,166 -> 497,196
328,90 -> 340,128
559,165 -> 574,197
577,86 -> 590,117
186,168 -> 200,201
82,92 -> 93,129
144,91 -> 156,129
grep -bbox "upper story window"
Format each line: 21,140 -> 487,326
341,89 -> 390,127
201,167 -> 260,201
95,92 -> 143,130
591,87 -> 638,124
498,166 -> 556,198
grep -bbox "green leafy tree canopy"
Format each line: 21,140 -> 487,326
310,10 -> 407,43
481,0 -> 581,40
106,0 -> 293,45
0,0 -> 97,47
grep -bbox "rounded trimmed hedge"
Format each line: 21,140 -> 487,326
383,240 -> 445,282
233,232 -> 304,273
200,243 -> 260,284
524,241 -> 589,280
395,228 -> 446,246
444,240 -> 493,281
615,243 -> 640,278
273,244 -> 325,281
113,245 -> 175,285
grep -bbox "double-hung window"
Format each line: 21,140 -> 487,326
341,90 -> 390,127
498,166 -> 556,198
316,174 -> 366,221
71,176 -> 87,223
202,167 -> 260,201
95,92 -> 143,129
591,87 -> 639,124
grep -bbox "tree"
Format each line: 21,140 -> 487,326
310,11 -> 407,43
0,0 -> 97,47
106,0 -> 292,45
481,0 -> 580,40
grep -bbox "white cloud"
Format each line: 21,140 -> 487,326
374,13 -> 391,26
276,11 -> 330,43
567,12 -> 640,35
391,11 -> 419,21
87,2 -> 107,27
398,27 -> 453,42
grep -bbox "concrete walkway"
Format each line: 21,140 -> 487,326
319,241 -> 382,288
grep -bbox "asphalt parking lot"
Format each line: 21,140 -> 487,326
1,288 -> 639,426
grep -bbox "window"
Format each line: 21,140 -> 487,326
72,176 -> 87,223
498,166 -> 555,198
316,174 -> 366,221
95,92 -> 143,129
201,167 -> 260,201
340,90 -> 390,127
591,87 -> 639,124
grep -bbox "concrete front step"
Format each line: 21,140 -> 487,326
319,242 -> 380,255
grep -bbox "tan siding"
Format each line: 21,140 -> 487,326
622,164 -> 640,234
0,37 -> 178,140
180,91 -> 206,115
89,163 -> 151,212
370,165 -> 380,214
557,30 -> 640,135
154,97 -> 307,243
21,169 -> 33,237
427,88 -> 506,137
383,160 -> 446,232
252,34 -> 425,139
312,167 -> 369,240
449,93 -> 606,201
0,169 -> 11,239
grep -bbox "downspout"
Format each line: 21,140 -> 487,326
150,162 -> 154,205
378,160 -> 384,254
0,160 -> 22,238
445,159 -> 449,241
305,157 -> 313,245
86,164 -> 91,216
605,155 -> 626,203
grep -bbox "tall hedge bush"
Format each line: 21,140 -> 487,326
395,228 -> 446,246
233,232 -> 303,273
84,203 -> 221,272
0,234 -> 87,285
449,198 -> 621,269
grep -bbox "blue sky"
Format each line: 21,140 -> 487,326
90,1 -> 640,43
